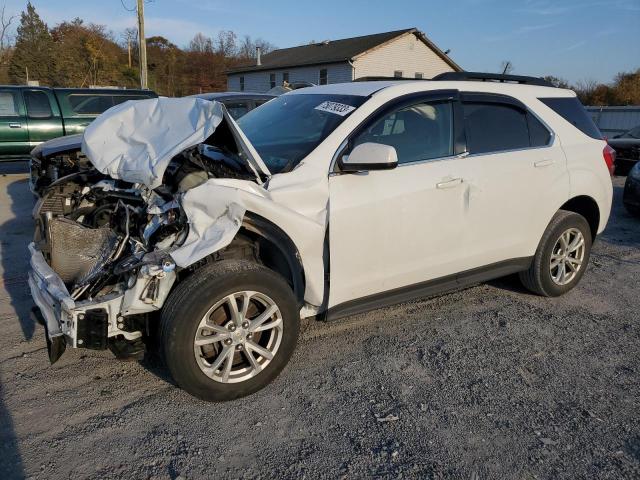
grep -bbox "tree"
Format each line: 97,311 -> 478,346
543,76 -> 570,89
216,30 -> 237,57
237,34 -> 275,59
611,69 -> 640,105
51,19 -> 124,87
189,32 -> 213,53
500,60 -> 514,75
0,5 -> 15,83
8,2 -> 53,84
0,4 -> 14,50
146,35 -> 183,95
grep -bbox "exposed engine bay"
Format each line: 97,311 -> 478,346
30,98 -> 266,361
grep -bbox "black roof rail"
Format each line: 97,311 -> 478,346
433,71 -> 553,87
354,76 -> 429,82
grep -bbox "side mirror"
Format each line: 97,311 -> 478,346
339,142 -> 398,172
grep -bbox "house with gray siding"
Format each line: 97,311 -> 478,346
226,28 -> 461,93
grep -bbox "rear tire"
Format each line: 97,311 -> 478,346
519,210 -> 592,297
160,260 -> 300,402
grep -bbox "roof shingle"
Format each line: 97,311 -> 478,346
227,28 -> 460,74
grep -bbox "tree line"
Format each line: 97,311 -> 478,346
0,2 -> 275,96
0,2 -> 638,104
544,73 -> 640,106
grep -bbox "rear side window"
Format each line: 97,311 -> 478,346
528,114 -> 552,147
68,95 -> 113,115
539,97 -> 602,139
24,90 -> 53,119
463,102 -> 530,154
0,91 -> 20,116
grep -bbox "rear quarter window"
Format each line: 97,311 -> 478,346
68,95 -> 114,115
539,97 -> 602,139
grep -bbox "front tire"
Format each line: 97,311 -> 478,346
519,210 -> 593,297
160,260 -> 300,402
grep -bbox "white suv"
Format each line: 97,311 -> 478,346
29,73 -> 613,401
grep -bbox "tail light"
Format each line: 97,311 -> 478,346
603,144 -> 616,176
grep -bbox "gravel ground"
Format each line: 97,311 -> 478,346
0,166 -> 638,479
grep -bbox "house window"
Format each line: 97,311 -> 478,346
394,70 -> 403,78
270,73 -> 276,89
415,72 -> 424,79
319,68 -> 328,85
239,76 -> 245,92
283,72 -> 289,84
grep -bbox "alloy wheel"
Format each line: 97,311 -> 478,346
193,291 -> 283,383
549,227 -> 585,286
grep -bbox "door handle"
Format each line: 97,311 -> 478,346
436,178 -> 463,189
534,159 -> 554,168
9,123 -> 21,128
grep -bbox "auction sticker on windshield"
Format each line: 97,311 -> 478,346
315,101 -> 356,116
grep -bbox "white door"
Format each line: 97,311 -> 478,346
328,97 -> 473,308
455,95 -> 569,268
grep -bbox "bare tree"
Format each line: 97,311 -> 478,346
216,30 -> 237,57
189,32 -> 213,53
500,60 -> 514,75
1,4 -> 15,50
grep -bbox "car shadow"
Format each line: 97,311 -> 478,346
1,176 -> 36,340
0,383 -> 23,479
0,172 -> 33,479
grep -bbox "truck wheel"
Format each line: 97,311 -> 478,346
519,210 -> 592,297
160,260 -> 300,402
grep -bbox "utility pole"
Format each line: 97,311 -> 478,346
127,37 -> 132,68
136,0 -> 148,89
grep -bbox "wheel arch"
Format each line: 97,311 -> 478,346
236,212 -> 306,306
559,195 -> 600,240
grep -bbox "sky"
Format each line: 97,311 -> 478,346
2,0 -> 639,84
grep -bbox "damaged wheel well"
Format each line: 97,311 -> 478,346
178,213 -> 306,306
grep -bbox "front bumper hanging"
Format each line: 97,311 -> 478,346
28,243 -> 147,363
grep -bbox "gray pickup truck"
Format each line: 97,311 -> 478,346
0,86 -> 156,160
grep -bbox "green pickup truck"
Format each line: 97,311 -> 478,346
0,86 -> 157,160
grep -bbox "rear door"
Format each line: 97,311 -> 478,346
457,93 -> 569,267
0,88 -> 29,156
23,89 -> 64,148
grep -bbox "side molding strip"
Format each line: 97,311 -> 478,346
326,257 -> 533,321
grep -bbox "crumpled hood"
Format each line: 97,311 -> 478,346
81,97 -> 270,188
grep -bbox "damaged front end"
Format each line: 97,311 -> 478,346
29,98 -> 268,363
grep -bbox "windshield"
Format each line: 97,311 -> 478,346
237,93 -> 366,174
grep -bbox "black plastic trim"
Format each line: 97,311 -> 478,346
76,308 -> 108,350
326,257 -> 533,321
434,71 -> 552,87
242,212 -> 306,305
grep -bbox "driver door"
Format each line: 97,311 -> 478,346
328,93 -> 473,308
